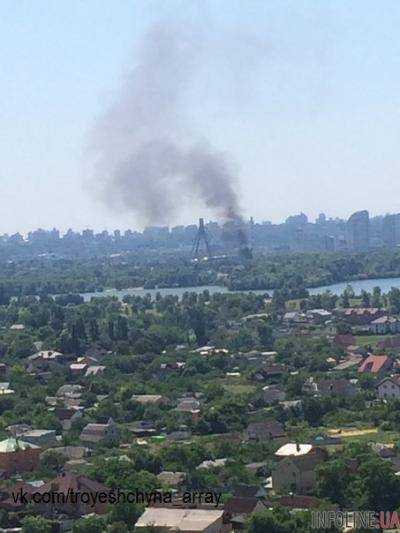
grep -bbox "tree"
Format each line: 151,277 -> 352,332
21,516 -> 53,533
356,458 -> 400,510
72,516 -> 106,533
316,459 -> 351,507
361,290 -> 370,307
0,284 -> 10,305
107,501 -> 143,529
89,319 -> 100,341
341,292 -> 350,308
39,449 -> 65,475
272,289 -> 286,315
388,287 -> 400,313
303,397 -> 327,426
257,323 -> 274,349
116,315 -> 128,340
372,286 -> 382,308
246,508 -> 314,533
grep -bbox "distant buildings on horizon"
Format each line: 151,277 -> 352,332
2,210 -> 400,254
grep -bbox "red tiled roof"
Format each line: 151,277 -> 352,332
247,420 -> 285,439
36,472 -> 108,495
358,355 -> 392,374
275,495 -> 325,509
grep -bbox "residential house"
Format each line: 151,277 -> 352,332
370,316 -> 400,335
6,423 -> 32,437
159,362 -> 186,376
70,363 -> 88,376
244,462 -> 269,477
85,365 -> 106,377
275,443 -> 316,458
338,308 -> 384,325
80,418 -> 119,445
306,309 -> 332,324
224,497 -> 269,530
377,376 -> 400,400
272,444 -> 327,494
232,485 -> 267,499
272,453 -> 324,494
273,495 -> 329,510
333,354 -> 363,371
18,429 -> 58,449
194,345 -> 216,355
283,312 -> 307,324
0,480 -> 44,511
27,350 -> 64,367
131,394 -> 166,406
303,377 -> 357,398
197,458 -> 228,470
370,442 -> 396,458
176,397 -> 201,422
358,355 -> 393,376
51,406 -> 83,431
167,428 -> 192,441
0,438 -> 41,475
128,420 -> 157,438
280,398 -> 301,408
45,446 -> 90,461
10,323 -> 25,331
246,420 -> 286,442
253,364 -> 286,382
135,508 -> 228,532
0,383 -> 14,396
1,472 -> 110,516
157,471 -> 186,489
262,385 -> 286,404
57,384 -> 83,399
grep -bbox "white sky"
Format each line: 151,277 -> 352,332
1,0 -> 400,233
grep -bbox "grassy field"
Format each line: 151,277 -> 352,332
222,382 -> 256,395
326,426 -> 400,445
355,334 -> 392,347
328,427 -> 378,438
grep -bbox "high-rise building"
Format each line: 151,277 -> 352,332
382,214 -> 400,248
347,210 -> 369,251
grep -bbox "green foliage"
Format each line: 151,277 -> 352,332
21,516 -> 53,533
107,501 -> 143,529
246,508 -> 317,533
72,516 -> 106,533
39,449 -> 66,475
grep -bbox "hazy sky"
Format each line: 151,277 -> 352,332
1,0 -> 400,234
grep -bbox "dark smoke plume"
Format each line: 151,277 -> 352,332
89,23 -> 241,226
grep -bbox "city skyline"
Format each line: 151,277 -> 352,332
0,207 -> 398,237
1,209 -> 399,256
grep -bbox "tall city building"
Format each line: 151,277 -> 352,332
382,213 -> 400,248
347,210 -> 370,251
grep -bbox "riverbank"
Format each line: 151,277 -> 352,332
77,276 -> 400,301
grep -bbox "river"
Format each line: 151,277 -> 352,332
78,277 -> 400,302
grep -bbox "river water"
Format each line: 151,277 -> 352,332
79,277 -> 400,302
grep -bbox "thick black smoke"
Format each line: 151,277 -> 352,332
89,23 -> 241,226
